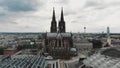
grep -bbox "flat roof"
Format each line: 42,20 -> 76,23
4,48 -> 17,50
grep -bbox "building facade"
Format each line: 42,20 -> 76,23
44,8 -> 74,59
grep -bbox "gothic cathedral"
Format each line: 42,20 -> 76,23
44,8 -> 76,59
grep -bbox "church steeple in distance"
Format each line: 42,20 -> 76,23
52,7 -> 56,21
59,7 -> 66,33
50,7 -> 57,33
61,7 -> 64,21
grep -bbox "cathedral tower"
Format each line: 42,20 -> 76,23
50,8 -> 57,33
58,8 -> 66,33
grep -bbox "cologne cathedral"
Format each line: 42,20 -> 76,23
44,8 -> 75,59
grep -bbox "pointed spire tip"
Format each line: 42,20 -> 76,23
60,7 -> 64,21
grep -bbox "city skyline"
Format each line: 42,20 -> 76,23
0,0 -> 120,33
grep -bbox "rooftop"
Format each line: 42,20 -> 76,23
83,47 -> 120,68
47,33 -> 72,38
101,47 -> 120,58
0,55 -> 47,68
4,48 -> 17,51
0,49 -> 47,68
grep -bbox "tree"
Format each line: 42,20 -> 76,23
0,46 -> 7,55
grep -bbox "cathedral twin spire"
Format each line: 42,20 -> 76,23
50,7 -> 57,33
52,7 -> 56,22
59,8 -> 65,33
50,7 -> 66,33
60,8 -> 64,21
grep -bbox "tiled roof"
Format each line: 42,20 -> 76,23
47,33 -> 72,38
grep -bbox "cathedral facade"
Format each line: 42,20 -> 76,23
44,8 -> 75,59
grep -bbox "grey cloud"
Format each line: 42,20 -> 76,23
0,7 -> 7,17
54,0 -> 69,4
77,15 -> 85,19
24,26 -> 31,29
0,0 -> 44,12
0,13 -> 5,17
84,0 -> 107,10
94,6 -> 106,10
71,20 -> 78,23
85,1 -> 101,7
64,11 -> 77,16
84,0 -> 120,10
0,15 -> 19,25
10,21 -> 18,24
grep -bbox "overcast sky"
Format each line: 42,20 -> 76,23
0,0 -> 120,33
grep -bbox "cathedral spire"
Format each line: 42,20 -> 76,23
58,7 -> 66,33
61,7 -> 64,21
50,7 -> 57,33
52,7 -> 56,21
